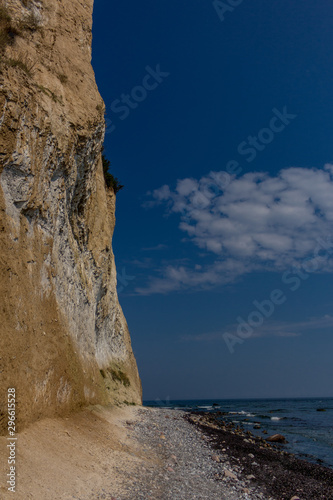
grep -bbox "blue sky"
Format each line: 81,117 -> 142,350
92,0 -> 333,401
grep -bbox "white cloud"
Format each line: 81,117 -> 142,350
141,244 -> 168,251
138,165 -> 333,294
181,315 -> 333,342
134,259 -> 252,295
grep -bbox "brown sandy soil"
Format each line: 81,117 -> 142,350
0,405 -> 154,500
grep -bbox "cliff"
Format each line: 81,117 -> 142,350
0,0 -> 141,433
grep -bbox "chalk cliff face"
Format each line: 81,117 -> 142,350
0,0 -> 141,433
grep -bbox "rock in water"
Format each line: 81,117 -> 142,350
266,434 -> 287,443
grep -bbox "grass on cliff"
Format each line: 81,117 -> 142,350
0,4 -> 39,75
102,153 -> 124,194
0,5 -> 38,50
100,367 -> 131,387
36,84 -> 62,103
5,57 -> 33,75
18,12 -> 39,32
109,369 -> 130,387
0,5 -> 20,51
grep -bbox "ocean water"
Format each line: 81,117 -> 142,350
144,397 -> 333,468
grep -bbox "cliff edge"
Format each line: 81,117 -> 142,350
0,0 -> 141,433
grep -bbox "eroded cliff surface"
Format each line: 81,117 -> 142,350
0,0 -> 141,433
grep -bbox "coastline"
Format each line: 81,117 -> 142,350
1,405 -> 332,499
186,411 -> 333,500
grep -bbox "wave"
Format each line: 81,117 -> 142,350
228,412 -> 256,417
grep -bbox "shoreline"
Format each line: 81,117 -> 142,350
186,410 -> 333,500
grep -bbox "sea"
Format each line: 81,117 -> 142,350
144,397 -> 333,468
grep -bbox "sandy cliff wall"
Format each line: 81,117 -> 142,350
0,0 -> 141,433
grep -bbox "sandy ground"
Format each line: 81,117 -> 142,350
0,405 -> 154,500
0,406 -> 269,500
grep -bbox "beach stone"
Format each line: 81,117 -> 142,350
248,453 -> 255,458
224,470 -> 237,480
160,434 -> 166,440
290,497 -> 301,500
211,454 -> 220,462
127,407 -> 333,500
266,434 -> 286,443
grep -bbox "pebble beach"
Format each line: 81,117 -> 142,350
109,407 -> 333,500
1,404 -> 332,499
